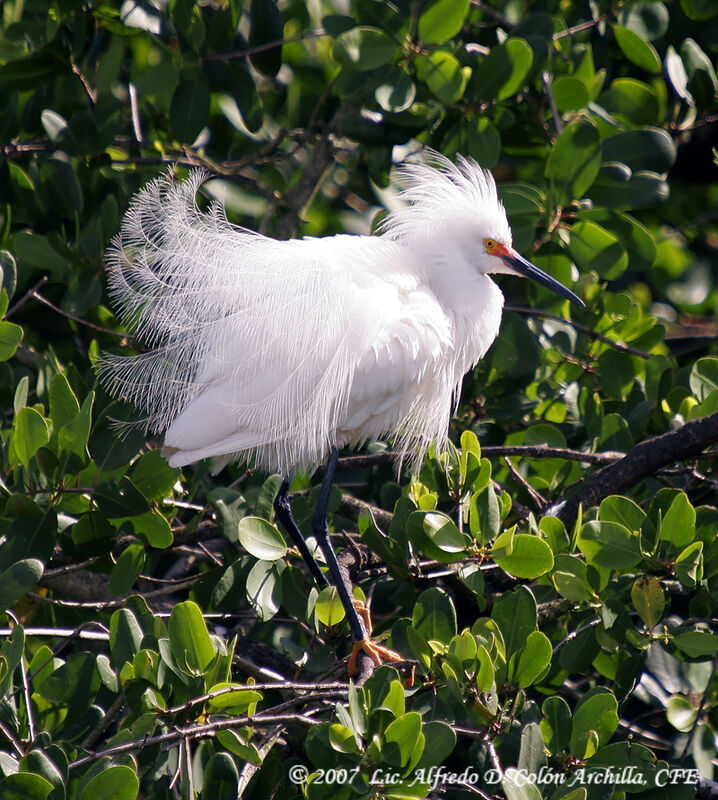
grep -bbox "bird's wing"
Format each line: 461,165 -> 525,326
102,173 -> 423,472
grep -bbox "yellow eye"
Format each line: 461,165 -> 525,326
484,238 -> 496,251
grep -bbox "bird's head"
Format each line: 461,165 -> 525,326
383,151 -> 584,307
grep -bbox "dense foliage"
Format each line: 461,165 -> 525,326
1,0 -> 717,798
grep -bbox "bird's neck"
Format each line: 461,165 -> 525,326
420,249 -> 505,365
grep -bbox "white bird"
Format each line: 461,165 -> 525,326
102,151 -> 583,673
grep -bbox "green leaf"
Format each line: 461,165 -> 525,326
408,510 -> 469,562
666,696 -> 697,732
0,511 -> 56,573
421,50 -> 470,104
328,723 -> 360,754
315,585 -> 346,626
601,128 -> 676,174
129,449 -> 180,500
0,250 -> 18,299
128,510 -> 173,549
367,669 -> 405,719
13,406 -> 50,468
237,516 -> 287,560
578,520 -> 642,569
613,25 -> 661,73
245,559 -> 283,621
225,62 -> 263,132
418,0 -> 469,44
383,712 -> 423,767
415,720 -> 456,768
552,554 -> 594,602
475,644 -> 494,691
512,630 -> 552,688
675,541 -> 703,589
673,629 -> 718,657
109,542 -> 146,596
49,372 -> 80,430
466,117 -> 501,169
570,689 -> 619,758
568,220 -> 628,280
412,587 -> 457,643
248,0 -> 284,77
40,158 -> 83,218
216,729 -> 262,764
375,66 -> 416,113
207,683 -> 263,711
545,120 -> 601,207
499,183 -> 544,251
0,320 -> 23,361
12,232 -> 68,275
333,27 -> 400,72
0,558 -> 44,607
690,357 -> 718,401
577,208 -> 656,271
599,78 -> 659,126
58,390 -> 94,459
598,353 -> 636,403
169,600 -> 216,675
0,50 -> 63,91
599,496 -> 645,532
631,576 -> 665,628
541,695 -> 571,754
681,38 -> 718,110
110,608 -> 143,667
78,765 -> 139,800
19,751 -> 64,796
552,75 -> 590,112
170,75 -> 210,144
660,493 -> 696,548
620,1 -> 669,40
492,533 -> 554,579
680,0 -> 718,21
491,586 -> 537,658
170,0 -> 206,49
502,769 -> 543,800
473,38 -> 533,102
0,774 -> 53,800
35,651 -> 101,711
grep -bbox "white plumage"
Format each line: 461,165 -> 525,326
102,152 -> 580,476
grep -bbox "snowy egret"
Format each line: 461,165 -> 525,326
102,152 -> 584,672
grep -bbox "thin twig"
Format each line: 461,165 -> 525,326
7,284 -> 127,337
552,618 -> 601,654
329,446 -> 623,473
541,71 -> 563,136
69,711 -> 322,769
0,722 -> 25,758
553,16 -> 608,40
552,410 -> 718,527
129,82 -> 143,144
469,0 -> 514,29
5,276 -> 49,318
504,304 -> 652,358
502,456 -> 546,509
5,611 -> 36,743
161,682 -> 348,717
204,29 -> 327,62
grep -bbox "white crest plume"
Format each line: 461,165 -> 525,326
100,154 -> 511,475
380,150 -> 511,246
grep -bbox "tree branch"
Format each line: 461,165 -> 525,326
551,411 -> 718,527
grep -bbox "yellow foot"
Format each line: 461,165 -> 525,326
348,637 -> 403,676
346,598 -> 403,675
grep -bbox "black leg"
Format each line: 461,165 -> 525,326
311,448 -> 368,642
274,476 -> 329,588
